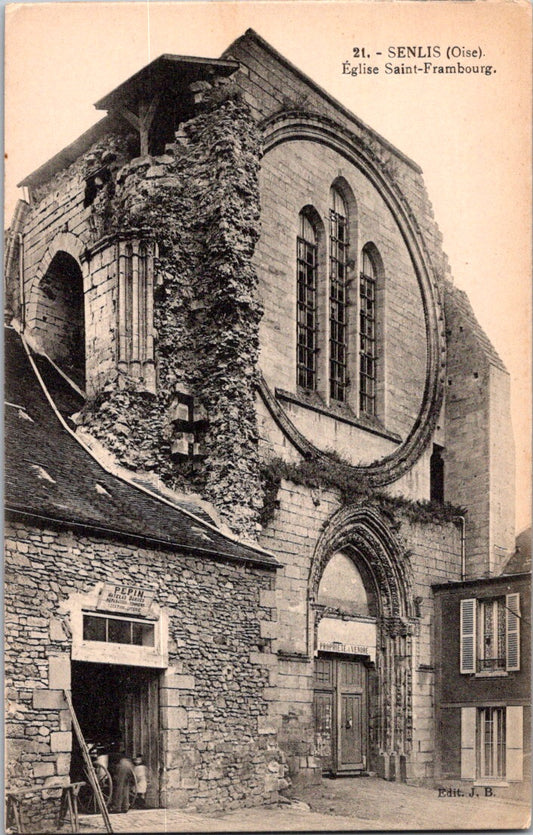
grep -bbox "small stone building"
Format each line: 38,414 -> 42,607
4,28 -> 517,822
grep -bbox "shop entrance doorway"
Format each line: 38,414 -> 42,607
70,661 -> 160,807
313,655 -> 369,774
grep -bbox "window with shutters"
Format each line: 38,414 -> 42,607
461,705 -> 524,783
460,594 -> 520,675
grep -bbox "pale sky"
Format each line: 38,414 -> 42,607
5,1 -> 532,532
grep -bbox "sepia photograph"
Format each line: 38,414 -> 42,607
4,1 -> 531,832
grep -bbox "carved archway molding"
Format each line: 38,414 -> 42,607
309,504 -> 415,624
309,503 -> 416,759
258,110 -> 446,487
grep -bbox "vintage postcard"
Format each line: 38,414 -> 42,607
4,1 -> 531,832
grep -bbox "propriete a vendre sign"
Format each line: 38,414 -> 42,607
97,583 -> 155,617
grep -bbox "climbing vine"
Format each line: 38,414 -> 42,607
260,455 -> 465,529
79,83 -> 264,537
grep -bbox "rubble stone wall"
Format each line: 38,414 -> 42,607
5,517 -> 282,830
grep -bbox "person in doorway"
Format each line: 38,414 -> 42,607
133,754 -> 149,808
110,753 -> 135,814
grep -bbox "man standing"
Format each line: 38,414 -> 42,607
110,753 -> 135,814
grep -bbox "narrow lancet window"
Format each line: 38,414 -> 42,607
297,212 -> 318,390
360,247 -> 377,415
329,189 -> 348,402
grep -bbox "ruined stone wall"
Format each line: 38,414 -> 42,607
258,479 -> 461,785
5,518 -> 283,829
20,85 -> 265,539
21,134 -> 131,397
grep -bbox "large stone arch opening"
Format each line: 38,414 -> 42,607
309,506 -> 416,780
30,251 -> 86,389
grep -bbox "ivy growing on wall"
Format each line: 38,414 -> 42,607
260,455 -> 465,530
79,83 -> 264,537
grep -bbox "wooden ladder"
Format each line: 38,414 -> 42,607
63,690 -> 113,833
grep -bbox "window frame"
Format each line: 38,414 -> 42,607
297,212 -> 319,391
82,611 -> 156,648
461,705 -> 524,783
477,706 -> 506,780
329,189 -> 349,403
359,247 -> 378,416
459,594 -> 520,675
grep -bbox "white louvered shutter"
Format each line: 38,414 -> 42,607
460,598 -> 476,673
506,706 -> 523,781
460,707 -> 476,778
506,594 -> 520,671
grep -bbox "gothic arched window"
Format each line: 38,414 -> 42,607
359,246 -> 378,415
329,188 -> 348,402
297,211 -> 318,390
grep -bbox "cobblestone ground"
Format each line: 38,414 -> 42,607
75,777 -> 531,833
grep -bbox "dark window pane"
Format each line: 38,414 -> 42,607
108,618 -> 132,644
83,615 -> 106,642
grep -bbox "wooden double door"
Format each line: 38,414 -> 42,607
313,656 -> 368,774
71,662 -> 160,807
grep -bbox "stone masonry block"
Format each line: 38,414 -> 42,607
159,688 -> 182,708
59,710 -> 72,731
33,762 -> 55,778
48,655 -> 70,691
259,620 -> 278,639
249,651 -> 278,667
50,732 -> 71,753
257,717 -> 277,735
161,706 -> 188,730
161,672 -> 194,690
33,689 -> 67,710
56,753 -> 71,776
259,589 -> 276,608
49,618 -> 65,642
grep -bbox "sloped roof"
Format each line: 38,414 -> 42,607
224,29 -> 421,173
4,327 -> 277,569
18,116 -> 123,189
20,29 -> 422,192
94,54 -> 239,111
501,527 -> 532,576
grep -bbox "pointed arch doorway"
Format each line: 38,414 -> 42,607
310,507 -> 415,780
312,551 -> 378,774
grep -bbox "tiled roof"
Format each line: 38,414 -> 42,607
5,327 -> 278,569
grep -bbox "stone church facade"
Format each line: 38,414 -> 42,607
5,28 -> 516,817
